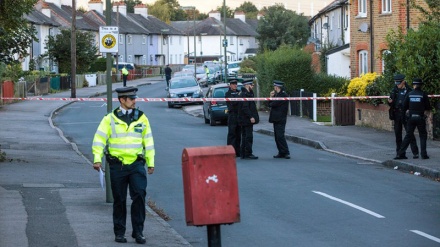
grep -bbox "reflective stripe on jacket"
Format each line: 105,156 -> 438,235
92,110 -> 155,167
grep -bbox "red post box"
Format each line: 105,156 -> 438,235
182,145 -> 240,226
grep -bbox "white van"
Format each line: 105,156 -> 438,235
227,61 -> 241,76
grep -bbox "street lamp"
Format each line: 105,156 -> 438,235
181,6 -> 196,73
200,33 -> 207,64
160,29 -> 169,66
212,24 -> 223,80
223,0 -> 228,83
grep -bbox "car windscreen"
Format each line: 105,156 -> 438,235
170,79 -> 198,89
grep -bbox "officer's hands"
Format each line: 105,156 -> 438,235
93,162 -> 102,172
270,91 -> 275,97
388,98 -> 393,104
147,167 -> 154,174
250,117 -> 255,124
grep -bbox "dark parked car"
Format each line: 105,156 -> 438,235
166,76 -> 203,108
203,82 -> 243,126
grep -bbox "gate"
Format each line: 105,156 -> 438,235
290,90 -> 314,119
334,100 -> 355,125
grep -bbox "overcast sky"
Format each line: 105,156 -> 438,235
77,0 -> 329,17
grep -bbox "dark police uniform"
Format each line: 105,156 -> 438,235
389,74 -> 418,157
269,80 -> 290,159
164,65 -> 172,87
396,78 -> 431,159
92,87 -> 155,244
225,80 -> 241,157
238,81 -> 259,159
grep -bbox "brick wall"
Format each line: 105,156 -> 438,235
350,0 -> 427,78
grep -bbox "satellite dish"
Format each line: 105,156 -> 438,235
358,23 -> 369,33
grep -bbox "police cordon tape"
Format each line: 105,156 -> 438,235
2,95 -> 440,102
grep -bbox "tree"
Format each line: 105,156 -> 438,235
216,5 -> 234,18
148,0 -> 188,22
235,1 -> 259,19
256,4 -> 309,52
0,0 -> 38,64
123,0 -> 142,13
45,29 -> 98,74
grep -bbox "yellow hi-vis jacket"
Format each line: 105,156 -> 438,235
92,109 -> 155,167
121,67 -> 129,75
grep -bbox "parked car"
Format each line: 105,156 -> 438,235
173,71 -> 194,78
227,61 -> 241,76
166,76 -> 203,108
195,67 -> 216,87
181,64 -> 195,71
203,82 -> 243,126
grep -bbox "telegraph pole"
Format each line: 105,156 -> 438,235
71,0 -> 76,98
105,0 -> 113,203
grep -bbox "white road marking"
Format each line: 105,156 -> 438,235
312,191 -> 385,218
410,230 -> 440,243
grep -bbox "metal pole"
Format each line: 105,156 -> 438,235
193,8 -> 196,72
105,0 -> 114,203
207,225 -> 221,247
223,0 -> 227,84
71,0 -> 76,98
187,16 -> 190,64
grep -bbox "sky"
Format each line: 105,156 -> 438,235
77,0 -> 329,17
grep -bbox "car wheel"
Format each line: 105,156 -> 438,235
204,111 -> 210,124
168,102 -> 173,108
209,113 -> 216,126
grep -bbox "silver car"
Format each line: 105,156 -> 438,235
166,76 -> 203,108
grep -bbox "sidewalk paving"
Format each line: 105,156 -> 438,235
1,77 -> 439,246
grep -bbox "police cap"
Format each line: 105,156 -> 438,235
412,78 -> 423,85
115,86 -> 138,98
273,80 -> 285,87
393,74 -> 405,84
242,80 -> 253,85
229,79 -> 238,84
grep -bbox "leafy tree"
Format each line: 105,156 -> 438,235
45,29 -> 98,74
123,0 -> 142,13
148,0 -> 187,22
0,0 -> 38,64
256,4 -> 309,52
216,5 -> 234,18
235,1 -> 259,19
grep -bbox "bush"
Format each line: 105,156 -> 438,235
308,73 -> 349,96
89,57 -> 107,72
346,72 -> 378,98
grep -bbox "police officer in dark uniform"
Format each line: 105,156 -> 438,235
238,80 -> 259,159
388,74 -> 419,158
395,78 -> 431,159
164,64 -> 172,87
225,80 -> 241,157
269,80 -> 290,159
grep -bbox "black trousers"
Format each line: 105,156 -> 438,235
227,114 -> 241,156
394,112 -> 418,155
122,75 -> 128,87
109,160 -> 147,236
398,116 -> 428,157
166,76 -> 171,87
240,125 -> 253,157
273,121 -> 289,155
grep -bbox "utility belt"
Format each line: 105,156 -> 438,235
408,113 -> 426,120
105,151 -> 145,166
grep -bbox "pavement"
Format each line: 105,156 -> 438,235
0,76 -> 439,247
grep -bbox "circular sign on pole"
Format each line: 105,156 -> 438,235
99,26 -> 119,53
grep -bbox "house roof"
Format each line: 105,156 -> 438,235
41,2 -> 96,31
309,0 -> 348,24
24,9 -> 60,27
84,10 -> 147,34
172,17 -> 258,37
127,14 -> 183,35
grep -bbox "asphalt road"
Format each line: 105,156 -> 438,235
52,83 -> 440,247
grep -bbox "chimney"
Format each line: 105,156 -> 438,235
113,1 -> 127,16
257,13 -> 264,20
209,11 -> 221,21
88,0 -> 103,14
44,0 -> 61,8
134,3 -> 148,18
60,0 -> 71,6
42,5 -> 51,18
234,11 -> 245,22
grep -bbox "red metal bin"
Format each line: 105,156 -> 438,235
182,145 -> 240,226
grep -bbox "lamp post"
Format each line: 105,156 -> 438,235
212,24 -> 223,81
71,0 -> 76,98
200,33 -> 207,64
181,6 -> 196,73
223,0 -> 228,84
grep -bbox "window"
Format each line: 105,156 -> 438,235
344,6 -> 349,29
163,36 -> 167,45
142,35 -> 146,44
358,0 -> 367,17
170,36 -> 173,45
142,55 -> 146,65
230,36 -> 234,45
150,35 -> 153,45
331,13 -> 334,30
119,34 -> 124,44
127,35 -> 132,45
358,50 -> 368,75
239,38 -> 243,45
119,55 -> 124,62
179,36 -> 182,45
382,0 -> 391,13
128,55 -> 132,62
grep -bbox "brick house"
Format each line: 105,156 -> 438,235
350,0 -> 428,77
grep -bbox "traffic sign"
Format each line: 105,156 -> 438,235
99,26 -> 119,53
222,39 -> 228,47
